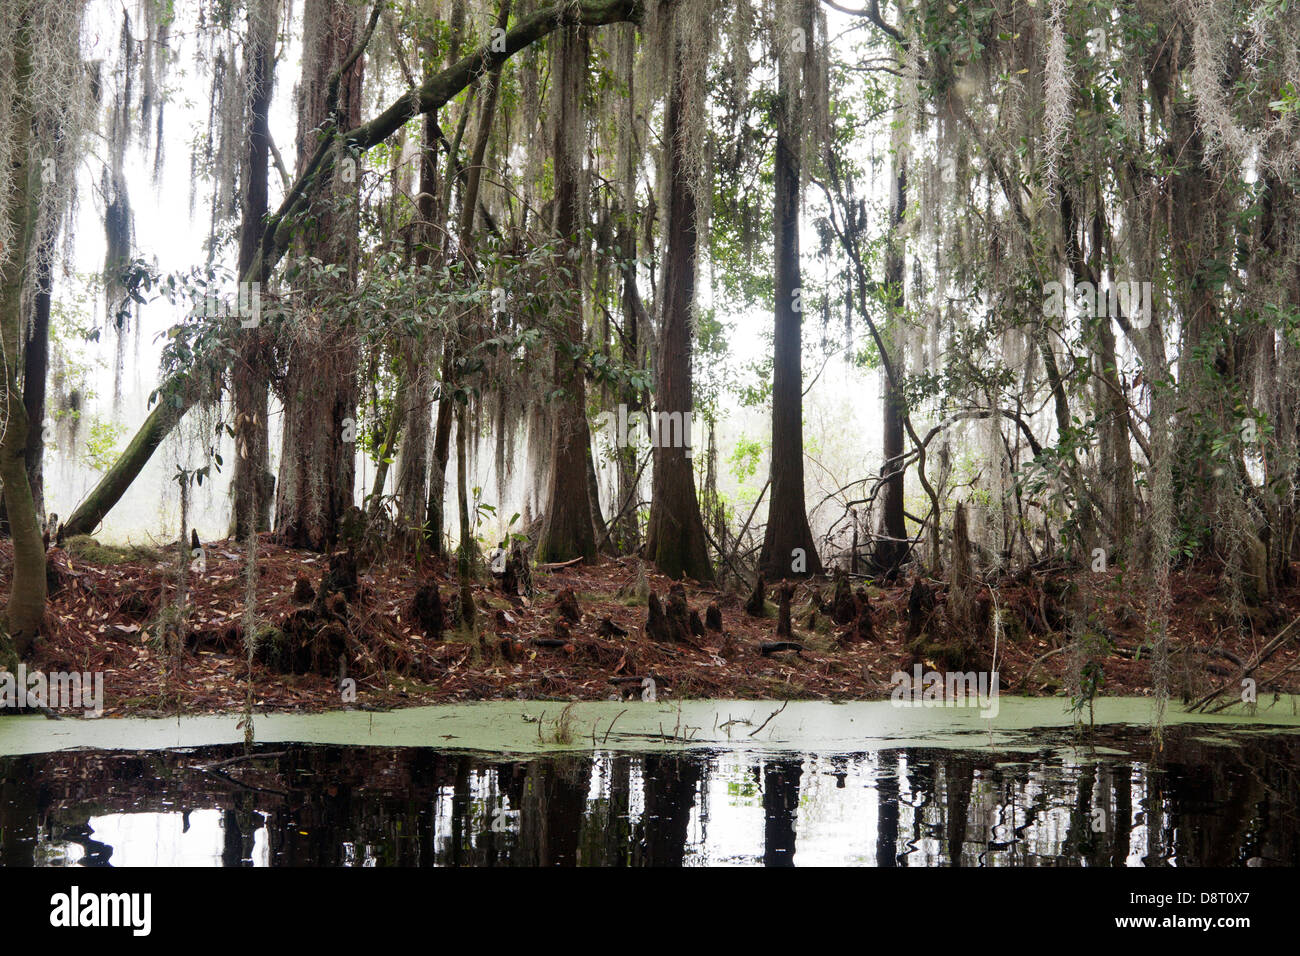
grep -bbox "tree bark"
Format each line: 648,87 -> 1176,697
12,223 -> 53,527
427,367 -> 455,556
536,24 -> 598,563
273,0 -> 366,551
231,0 -> 278,540
873,131 -> 907,578
643,24 -> 714,582
759,1 -> 822,579
429,0 -> 511,556
394,112 -> 437,534
0,14 -> 47,658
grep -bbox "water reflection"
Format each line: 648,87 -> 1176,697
2,727 -> 1297,866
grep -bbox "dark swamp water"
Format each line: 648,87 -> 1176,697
2,725 -> 1298,867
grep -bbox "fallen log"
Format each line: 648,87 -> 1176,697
760,640 -> 803,657
529,637 -> 570,649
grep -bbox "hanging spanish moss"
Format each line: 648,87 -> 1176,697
9,5 -> 1300,871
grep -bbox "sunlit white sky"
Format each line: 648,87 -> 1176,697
48,0 -> 886,548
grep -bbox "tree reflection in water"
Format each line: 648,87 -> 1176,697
5,727 -> 1298,866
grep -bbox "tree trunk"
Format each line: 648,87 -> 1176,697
429,0 -> 511,556
1086,204 -> 1135,550
396,350 -> 433,532
643,25 -> 714,582
759,3 -> 822,579
396,113 -> 439,535
587,439 -> 610,546
13,223 -> 53,527
0,15 -> 46,659
231,0 -> 278,540
612,214 -> 643,553
427,368 -> 455,556
873,136 -> 907,578
536,24 -> 597,563
422,2 -> 469,560
273,0 -> 366,551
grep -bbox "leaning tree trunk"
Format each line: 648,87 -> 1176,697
273,0 -> 366,551
644,21 -> 714,583
759,2 -> 822,579
0,15 -> 47,659
536,24 -> 597,563
62,393 -> 188,537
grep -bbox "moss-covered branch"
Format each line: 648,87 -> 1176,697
76,0 -> 645,535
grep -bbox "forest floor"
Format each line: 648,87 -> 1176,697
10,534 -> 1300,717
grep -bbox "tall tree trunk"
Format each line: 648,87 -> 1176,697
536,24 -> 597,563
1086,203 -> 1135,550
396,113 -> 439,536
423,3 -> 467,560
0,13 -> 47,659
587,441 -> 610,545
231,0 -> 278,540
612,213 -> 643,553
873,128 -> 907,578
644,22 -> 714,582
612,22 -> 645,554
759,1 -> 822,578
451,0 -> 510,621
273,0 -> 366,551
1168,101 -> 1230,554
429,0 -> 511,559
